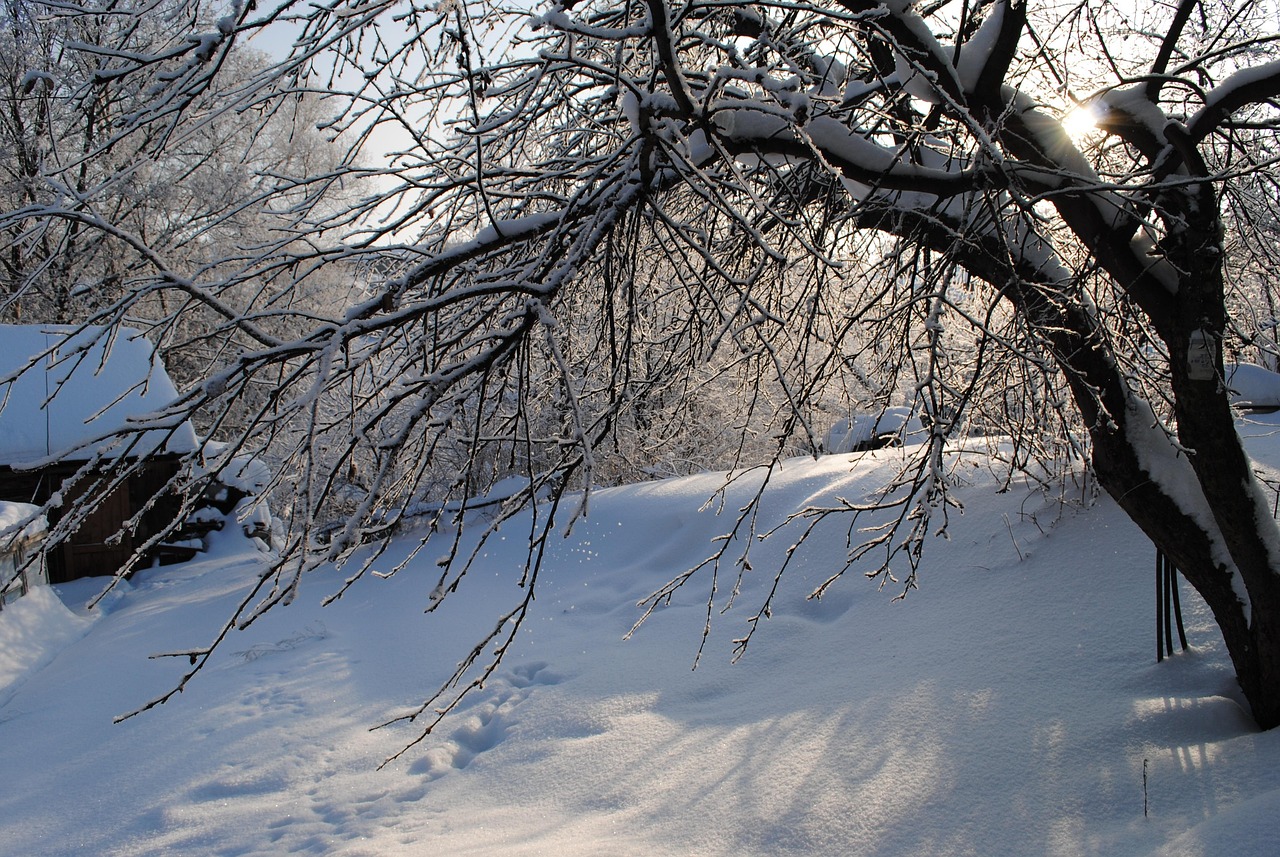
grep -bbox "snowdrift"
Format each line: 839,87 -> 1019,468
3,421 -> 1280,855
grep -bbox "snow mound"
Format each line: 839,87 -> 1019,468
1151,785 -> 1280,856
0,439 -> 1279,855
0,585 -> 94,707
0,501 -> 45,538
822,407 -> 923,453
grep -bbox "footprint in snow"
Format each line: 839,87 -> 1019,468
409,661 -> 562,779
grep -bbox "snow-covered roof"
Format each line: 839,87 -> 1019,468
1226,362 -> 1280,410
822,407 -> 923,454
0,500 -> 45,539
0,325 -> 199,464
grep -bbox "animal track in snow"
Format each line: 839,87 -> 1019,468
409,661 -> 561,779
230,622 -> 329,664
508,660 -> 563,688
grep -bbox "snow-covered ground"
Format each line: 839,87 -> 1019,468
4,420 -> 1280,856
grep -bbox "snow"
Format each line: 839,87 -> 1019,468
807,117 -> 899,172
0,584 -> 95,710
19,69 -> 57,92
1100,85 -> 1171,141
3,425 -> 1280,855
1191,59 -> 1280,136
883,0 -> 961,104
0,325 -> 199,463
199,443 -> 273,495
955,0 -> 1006,91
1124,397 -> 1251,620
1226,363 -> 1280,410
712,103 -> 792,141
0,500 -> 45,538
473,210 -> 563,245
803,117 -> 970,190
822,407 -> 923,453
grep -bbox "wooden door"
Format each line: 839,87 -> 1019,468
51,484 -> 134,583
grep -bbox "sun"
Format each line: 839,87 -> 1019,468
1061,102 -> 1102,144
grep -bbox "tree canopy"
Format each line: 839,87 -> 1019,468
6,0 -> 1280,740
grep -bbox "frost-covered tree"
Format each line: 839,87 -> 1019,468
7,0 -> 1280,737
0,1 -> 355,347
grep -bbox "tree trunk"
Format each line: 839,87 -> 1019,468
1089,408 -> 1280,729
1159,181 -> 1280,728
1010,254 -> 1280,730
864,199 -> 1280,729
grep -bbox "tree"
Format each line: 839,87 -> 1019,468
0,1 -> 356,364
6,0 -> 1280,741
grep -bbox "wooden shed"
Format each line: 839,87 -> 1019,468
0,325 -> 199,583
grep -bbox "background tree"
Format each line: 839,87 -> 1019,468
0,0 -> 357,387
6,0 -> 1280,739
